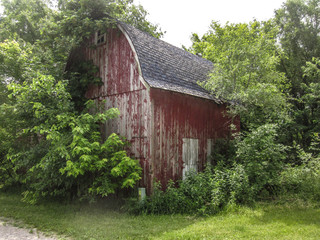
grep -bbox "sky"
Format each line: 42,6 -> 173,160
135,0 -> 286,48
0,0 -> 286,48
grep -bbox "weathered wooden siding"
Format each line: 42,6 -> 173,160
85,29 -> 145,98
150,88 -> 234,189
84,29 -> 152,190
83,27 -> 236,194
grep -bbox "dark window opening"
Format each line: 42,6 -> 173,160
97,30 -> 106,44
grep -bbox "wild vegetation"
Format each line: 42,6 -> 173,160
135,0 -> 320,214
0,0 -> 162,203
1,0 -> 320,218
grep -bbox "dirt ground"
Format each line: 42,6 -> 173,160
0,219 -> 59,240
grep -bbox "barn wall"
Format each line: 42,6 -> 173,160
83,29 -> 152,190
150,88 -> 235,189
82,28 -> 237,194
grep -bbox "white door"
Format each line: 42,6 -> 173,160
182,138 -> 199,180
207,139 -> 214,164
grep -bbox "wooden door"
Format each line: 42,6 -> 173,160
182,138 -> 199,180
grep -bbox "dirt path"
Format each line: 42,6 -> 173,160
0,219 -> 59,240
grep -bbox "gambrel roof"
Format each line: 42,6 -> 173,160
119,22 -> 221,103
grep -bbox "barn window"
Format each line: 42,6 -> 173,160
182,138 -> 199,180
96,30 -> 106,45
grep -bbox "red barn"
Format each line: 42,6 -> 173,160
80,22 -> 236,193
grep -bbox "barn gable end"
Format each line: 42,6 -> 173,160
83,28 -> 152,188
82,23 -> 237,193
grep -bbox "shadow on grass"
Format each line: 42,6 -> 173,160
3,191 -> 320,240
0,192 -> 197,240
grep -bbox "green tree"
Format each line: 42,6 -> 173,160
0,0 -> 53,43
275,0 -> 320,97
275,0 -> 320,150
190,20 -> 288,129
297,57 -> 320,154
188,20 -> 289,201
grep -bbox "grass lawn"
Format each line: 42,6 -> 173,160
0,192 -> 320,240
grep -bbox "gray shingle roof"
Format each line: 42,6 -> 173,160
119,22 -> 221,103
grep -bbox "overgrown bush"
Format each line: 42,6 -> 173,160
129,124 -> 288,215
132,164 -> 251,215
209,138 -> 236,168
280,137 -> 320,201
236,124 -> 287,197
1,73 -> 142,203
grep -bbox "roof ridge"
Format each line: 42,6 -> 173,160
118,21 -> 212,65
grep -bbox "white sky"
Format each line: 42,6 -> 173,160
135,0 -> 286,48
0,0 -> 286,48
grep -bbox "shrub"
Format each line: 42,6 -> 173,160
280,142 -> 320,201
19,105 -> 142,203
134,164 -> 251,215
2,74 -> 142,203
209,138 -> 236,168
130,124 -> 289,215
236,124 -> 287,196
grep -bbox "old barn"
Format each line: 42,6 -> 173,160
81,22 -> 236,193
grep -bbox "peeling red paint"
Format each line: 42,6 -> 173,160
150,89 -> 236,189
84,28 -> 237,194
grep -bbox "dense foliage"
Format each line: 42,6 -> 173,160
130,0 -> 320,215
132,124 -> 287,215
189,0 -> 320,196
190,20 -> 289,130
131,165 -> 250,215
0,0 -> 164,202
274,0 -> 320,152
